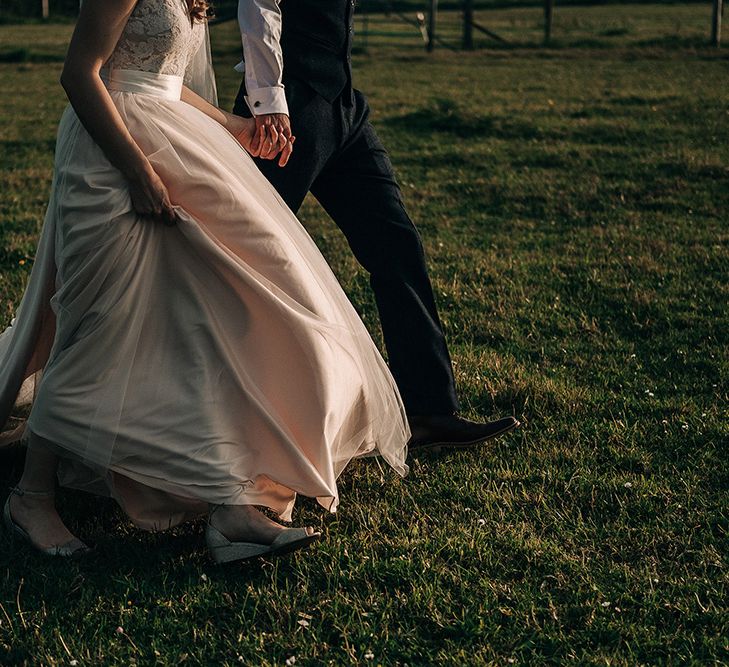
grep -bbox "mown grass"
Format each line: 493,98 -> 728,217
1,4 -> 728,665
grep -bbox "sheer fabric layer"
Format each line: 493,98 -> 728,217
0,77 -> 409,529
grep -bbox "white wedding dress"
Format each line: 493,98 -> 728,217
0,0 -> 409,530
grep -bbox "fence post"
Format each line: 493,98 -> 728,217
544,0 -> 555,44
712,0 -> 723,47
463,0 -> 474,50
427,0 -> 438,52
42,0 -> 49,19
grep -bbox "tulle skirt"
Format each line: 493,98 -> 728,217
0,69 -> 409,529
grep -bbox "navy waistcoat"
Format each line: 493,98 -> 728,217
279,0 -> 356,102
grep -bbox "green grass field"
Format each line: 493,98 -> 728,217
0,4 -> 728,665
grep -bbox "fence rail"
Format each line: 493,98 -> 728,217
0,1 -> 722,48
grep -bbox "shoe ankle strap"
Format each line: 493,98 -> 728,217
9,485 -> 55,499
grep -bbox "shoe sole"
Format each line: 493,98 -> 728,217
211,533 -> 322,564
409,418 -> 521,453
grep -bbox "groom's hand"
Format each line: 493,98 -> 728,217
255,113 -> 294,167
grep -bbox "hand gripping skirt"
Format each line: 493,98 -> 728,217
0,69 -> 409,530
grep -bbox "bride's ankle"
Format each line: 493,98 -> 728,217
10,485 -> 55,506
7,486 -> 82,549
9,491 -> 58,520
209,503 -> 256,528
207,504 -> 285,544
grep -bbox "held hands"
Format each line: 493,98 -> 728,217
256,113 -> 295,167
128,163 -> 177,226
126,112 -> 295,227
230,113 -> 295,167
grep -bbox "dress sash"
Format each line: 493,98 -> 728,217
101,68 -> 183,101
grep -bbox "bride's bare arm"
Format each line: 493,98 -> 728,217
60,0 -> 176,223
181,85 -> 294,167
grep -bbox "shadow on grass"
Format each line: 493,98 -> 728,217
598,28 -> 630,38
0,48 -> 64,63
635,35 -> 713,49
384,98 -> 674,147
0,446 -> 311,603
0,140 -> 57,168
0,446 -> 406,602
607,94 -> 682,107
385,98 -> 541,140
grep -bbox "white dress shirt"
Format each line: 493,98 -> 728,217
236,0 -> 290,116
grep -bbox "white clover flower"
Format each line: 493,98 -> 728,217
285,657 -> 296,666
200,573 -> 208,582
601,601 -> 611,607
70,661 -> 78,666
477,518 -> 486,527
623,482 -> 632,488
364,650 -> 375,660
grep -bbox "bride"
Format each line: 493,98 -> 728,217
0,0 -> 409,562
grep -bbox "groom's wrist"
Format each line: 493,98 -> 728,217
245,86 -> 289,116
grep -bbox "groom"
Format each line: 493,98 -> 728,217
232,0 -> 519,450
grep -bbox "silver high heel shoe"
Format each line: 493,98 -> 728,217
3,486 -> 90,557
205,521 -> 322,564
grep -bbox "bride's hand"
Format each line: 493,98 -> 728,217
128,163 -> 177,226
230,115 -> 295,167
230,115 -> 265,157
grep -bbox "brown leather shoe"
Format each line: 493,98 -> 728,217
407,414 -> 520,452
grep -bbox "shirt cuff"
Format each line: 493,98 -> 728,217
245,86 -> 289,116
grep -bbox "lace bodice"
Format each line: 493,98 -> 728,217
106,0 -> 204,79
